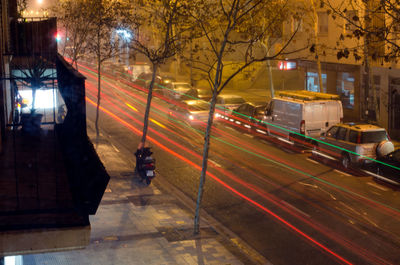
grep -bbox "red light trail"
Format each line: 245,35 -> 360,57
80,63 -> 397,265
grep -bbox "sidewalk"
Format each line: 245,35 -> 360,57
20,125 -> 268,265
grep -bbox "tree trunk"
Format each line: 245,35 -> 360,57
140,63 -> 158,146
194,90 -> 217,234
262,38 -> 274,99
95,54 -> 101,138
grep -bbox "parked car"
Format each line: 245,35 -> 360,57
218,101 -> 268,132
316,123 -> 395,168
160,75 -> 176,86
376,149 -> 400,181
168,99 -> 210,127
215,94 -> 246,115
133,72 -> 163,90
262,90 -> 343,144
164,82 -> 198,100
197,88 -> 213,101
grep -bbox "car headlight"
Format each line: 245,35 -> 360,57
188,115 -> 194,120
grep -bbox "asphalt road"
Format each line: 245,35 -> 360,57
79,63 -> 400,265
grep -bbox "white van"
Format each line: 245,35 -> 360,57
261,91 -> 343,144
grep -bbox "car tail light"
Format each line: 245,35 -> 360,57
357,132 -> 361,144
300,120 -> 305,134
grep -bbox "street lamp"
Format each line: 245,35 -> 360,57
115,28 -> 133,66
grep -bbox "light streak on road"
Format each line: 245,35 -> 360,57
125,103 -> 138,112
150,118 -> 166,129
81,64 -> 400,264
83,67 -> 400,221
85,95 -> 355,265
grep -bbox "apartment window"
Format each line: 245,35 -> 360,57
318,12 -> 328,34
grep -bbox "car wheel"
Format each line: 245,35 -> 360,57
341,153 -> 351,169
312,141 -> 318,151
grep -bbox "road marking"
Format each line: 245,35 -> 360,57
256,129 -> 267,135
306,158 -> 320,165
367,181 -> 389,192
312,150 -> 336,161
334,169 -> 352,177
111,143 -> 120,153
150,118 -> 166,129
299,182 -> 318,189
277,137 -> 294,145
125,103 -> 138,112
280,200 -> 310,218
209,159 -> 222,167
362,169 -> 400,186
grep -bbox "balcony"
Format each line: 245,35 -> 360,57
0,17 -> 109,256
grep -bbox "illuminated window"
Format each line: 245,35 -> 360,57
337,72 -> 355,109
306,71 -> 327,92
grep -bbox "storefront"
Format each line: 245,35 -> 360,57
276,60 -> 361,122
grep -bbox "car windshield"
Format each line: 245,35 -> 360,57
224,97 -> 245,104
361,130 -> 388,143
186,101 -> 210,111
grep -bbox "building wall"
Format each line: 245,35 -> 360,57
272,0 -> 399,136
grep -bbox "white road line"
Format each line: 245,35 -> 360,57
280,200 -> 311,218
306,158 -> 320,165
111,143 -> 120,153
277,137 -> 294,145
367,182 -> 389,192
334,169 -> 352,177
209,159 -> 222,167
362,170 -> 400,186
312,150 -> 336,161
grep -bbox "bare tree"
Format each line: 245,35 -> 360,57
186,0 -> 305,234
322,0 -> 400,121
50,0 -> 93,69
85,0 -> 131,138
128,0 -> 192,149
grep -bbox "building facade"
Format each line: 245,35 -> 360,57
272,0 -> 400,139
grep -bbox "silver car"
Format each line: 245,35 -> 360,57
316,123 -> 394,168
168,100 -> 210,127
215,94 -> 246,115
164,82 -> 198,100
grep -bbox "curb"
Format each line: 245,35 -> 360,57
86,119 -> 272,265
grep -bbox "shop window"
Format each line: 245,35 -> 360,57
337,72 -> 355,109
306,71 -> 327,92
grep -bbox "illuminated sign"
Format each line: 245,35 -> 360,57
278,61 -> 297,70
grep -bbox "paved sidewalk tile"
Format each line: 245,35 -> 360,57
20,130 -> 244,265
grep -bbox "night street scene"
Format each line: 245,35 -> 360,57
1,0 -> 400,264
